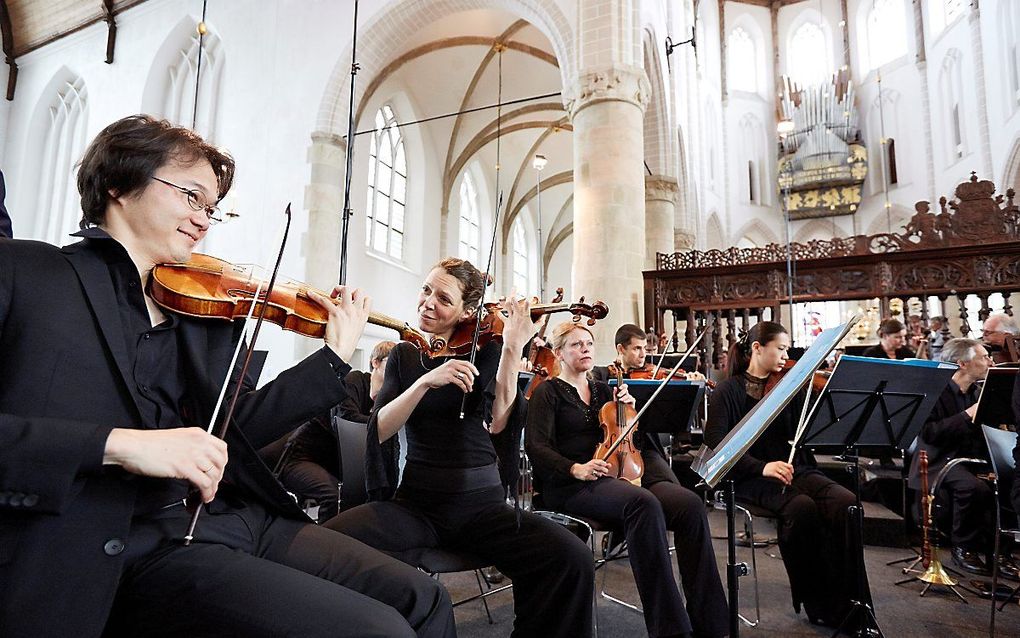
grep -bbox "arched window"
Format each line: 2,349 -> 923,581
366,104 -> 406,260
458,172 -> 480,262
864,0 -> 906,72
939,52 -> 966,163
738,114 -> 766,205
1001,2 -> 1020,110
35,76 -> 89,244
728,27 -> 758,93
165,28 -> 224,140
929,0 -> 967,37
512,219 -> 530,295
788,21 -> 831,87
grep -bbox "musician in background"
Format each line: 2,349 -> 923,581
928,315 -> 948,360
1012,370 -> 1020,516
705,321 -> 859,628
592,323 -> 704,467
279,340 -> 397,520
981,313 -> 1019,364
526,322 -> 728,638
861,318 -> 914,359
909,338 -> 1018,578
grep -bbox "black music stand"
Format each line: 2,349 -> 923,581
608,378 -> 705,434
798,356 -> 955,638
974,367 -> 1019,428
646,353 -> 699,374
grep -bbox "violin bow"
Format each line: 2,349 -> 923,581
459,190 -> 503,420
600,329 -> 706,458
459,43 -> 506,421
183,204 -> 293,545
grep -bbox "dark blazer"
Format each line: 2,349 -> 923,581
908,379 -> 983,489
0,170 -> 11,238
0,237 -> 349,637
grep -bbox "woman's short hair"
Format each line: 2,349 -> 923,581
877,318 -> 906,337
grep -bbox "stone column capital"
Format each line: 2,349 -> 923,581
564,64 -> 650,120
674,229 -> 696,251
645,175 -> 679,204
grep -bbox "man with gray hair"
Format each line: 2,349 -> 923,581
982,313 -> 1019,364
910,338 -> 1017,577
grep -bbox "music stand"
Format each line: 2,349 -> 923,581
646,353 -> 698,374
691,320 -> 859,637
974,367 -> 1019,428
797,356 -> 955,637
518,371 -> 535,395
608,379 -> 705,434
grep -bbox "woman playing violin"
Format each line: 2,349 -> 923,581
326,257 -> 595,638
704,321 -> 857,628
526,322 -> 728,638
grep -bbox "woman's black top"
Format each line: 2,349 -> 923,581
861,344 -> 914,360
366,340 -> 510,496
525,377 -> 614,497
704,373 -> 814,482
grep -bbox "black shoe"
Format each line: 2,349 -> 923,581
995,556 -> 1020,581
951,546 -> 990,575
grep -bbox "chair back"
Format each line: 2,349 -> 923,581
332,415 -> 368,510
981,425 -> 1017,493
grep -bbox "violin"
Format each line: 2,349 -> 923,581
764,358 -> 830,395
593,366 -> 643,485
522,288 -> 564,400
433,296 -> 609,358
606,361 -> 717,389
149,253 -> 431,348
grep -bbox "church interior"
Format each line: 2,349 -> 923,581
1,1 -> 1019,637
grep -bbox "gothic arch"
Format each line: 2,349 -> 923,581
1002,136 -> 1020,195
791,218 -> 836,243
733,218 -> 779,247
642,28 -> 670,176
704,211 -> 725,249
24,67 -> 89,244
315,0 -> 574,139
141,16 -> 225,141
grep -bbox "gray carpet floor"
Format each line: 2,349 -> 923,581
440,509 -> 1018,637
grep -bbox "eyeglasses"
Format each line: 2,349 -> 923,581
152,176 -> 224,224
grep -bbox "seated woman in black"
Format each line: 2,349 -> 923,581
861,318 -> 914,360
526,323 -> 727,638
279,340 -> 396,521
326,257 -> 594,637
705,321 -> 858,627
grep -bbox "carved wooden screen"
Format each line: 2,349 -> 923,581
645,174 -> 1020,370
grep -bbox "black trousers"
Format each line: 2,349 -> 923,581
279,459 -> 340,522
104,494 -> 455,638
736,469 -> 858,621
936,463 -> 994,551
325,485 -> 595,638
552,471 -> 728,638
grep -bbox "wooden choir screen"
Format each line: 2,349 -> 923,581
644,174 -> 1020,372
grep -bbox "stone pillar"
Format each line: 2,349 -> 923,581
644,175 -> 678,268
566,65 -> 649,360
298,131 -> 347,358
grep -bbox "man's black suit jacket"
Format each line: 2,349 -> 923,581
0,236 -> 349,636
0,170 -> 11,238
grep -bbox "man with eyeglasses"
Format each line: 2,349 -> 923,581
910,338 -> 1018,579
0,115 -> 454,637
981,313 -> 1019,364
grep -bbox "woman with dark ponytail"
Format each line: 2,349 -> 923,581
706,321 -> 858,628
